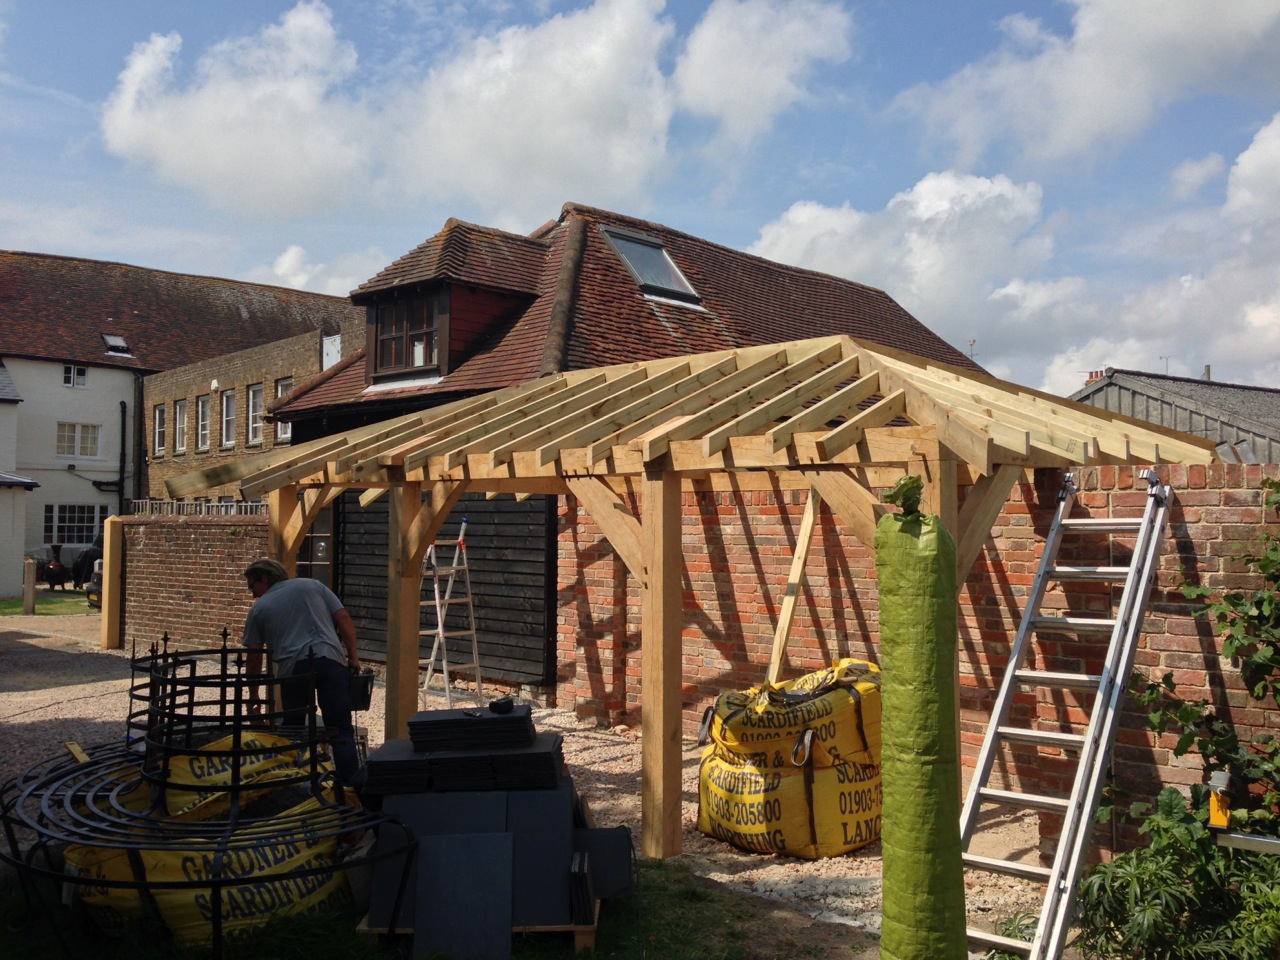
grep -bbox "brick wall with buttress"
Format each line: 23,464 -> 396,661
116,464 -> 1278,855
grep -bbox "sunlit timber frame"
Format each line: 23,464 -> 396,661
168,334 -> 1219,858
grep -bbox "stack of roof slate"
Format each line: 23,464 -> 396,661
363,703 -> 562,794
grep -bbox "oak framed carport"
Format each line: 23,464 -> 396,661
170,334 -> 1218,858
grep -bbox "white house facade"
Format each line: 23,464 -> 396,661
0,361 -> 38,596
0,250 -> 364,595
5,357 -> 135,569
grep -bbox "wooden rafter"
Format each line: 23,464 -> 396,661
817,389 -> 907,459
640,341 -> 842,461
701,353 -> 861,458
766,368 -> 876,452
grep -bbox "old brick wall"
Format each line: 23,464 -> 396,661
554,463 -> 1280,841
118,515 -> 267,649
116,461 -> 1279,841
144,331 -> 325,500
556,486 -> 880,724
141,311 -> 370,502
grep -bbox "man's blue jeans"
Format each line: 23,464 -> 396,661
280,655 -> 359,787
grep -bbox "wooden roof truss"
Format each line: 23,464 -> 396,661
168,334 -> 1216,858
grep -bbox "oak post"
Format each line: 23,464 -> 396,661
641,468 -> 683,858
385,475 -> 425,741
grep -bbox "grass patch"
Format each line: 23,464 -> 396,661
1,857 -> 848,960
0,589 -> 94,617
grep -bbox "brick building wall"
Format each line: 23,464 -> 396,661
119,514 -> 267,649
142,315 -> 364,500
553,463 -> 1279,844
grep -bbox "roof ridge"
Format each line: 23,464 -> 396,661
558,203 -> 893,298
0,249 -> 351,302
538,217 -> 588,376
438,218 -> 550,249
1112,368 -> 1280,395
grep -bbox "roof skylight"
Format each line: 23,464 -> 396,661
603,228 -> 700,304
102,333 -> 131,355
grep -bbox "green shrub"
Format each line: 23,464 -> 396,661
1076,788 -> 1280,958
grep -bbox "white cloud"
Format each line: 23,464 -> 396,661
1039,337 -> 1154,395
101,1 -> 369,217
1225,111 -> 1280,224
384,0 -> 677,225
249,244 -> 390,297
98,0 -> 852,226
1170,153 -> 1225,201
673,0 -> 851,146
748,147 -> 1280,395
0,194 -> 238,267
896,0 -> 1280,168
750,171 -> 1052,354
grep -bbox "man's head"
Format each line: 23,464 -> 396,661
244,558 -> 290,597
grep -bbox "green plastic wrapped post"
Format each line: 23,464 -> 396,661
874,499 -> 967,959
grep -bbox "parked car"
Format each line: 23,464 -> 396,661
86,559 -> 103,609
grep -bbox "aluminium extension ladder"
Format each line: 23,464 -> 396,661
418,519 -> 485,709
962,470 -> 1172,959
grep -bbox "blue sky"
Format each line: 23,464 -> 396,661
3,0 -> 1280,395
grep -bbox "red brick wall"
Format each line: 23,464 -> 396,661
556,486 -> 880,723
118,515 -> 267,649
118,462 -> 1280,843
554,463 -> 1280,841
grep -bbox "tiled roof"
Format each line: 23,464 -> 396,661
0,361 -> 20,403
274,348 -> 368,415
279,203 -> 981,417
351,219 -> 546,301
0,251 -> 364,372
1093,369 -> 1280,432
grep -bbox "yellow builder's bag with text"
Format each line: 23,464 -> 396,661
63,733 -> 352,943
696,659 -> 883,858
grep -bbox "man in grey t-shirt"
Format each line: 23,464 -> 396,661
242,558 -> 361,786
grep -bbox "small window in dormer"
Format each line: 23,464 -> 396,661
602,228 -> 700,304
102,333 -> 131,356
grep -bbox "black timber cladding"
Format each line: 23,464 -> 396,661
335,490 -> 556,684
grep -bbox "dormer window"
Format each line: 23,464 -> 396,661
102,333 -> 131,356
603,228 -> 700,304
373,290 -> 447,377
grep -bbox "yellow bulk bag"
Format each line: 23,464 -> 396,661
163,731 -> 311,815
704,658 -> 882,768
696,745 -> 882,859
64,791 -> 351,943
63,733 -> 350,943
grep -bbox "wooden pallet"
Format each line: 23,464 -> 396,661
513,901 -> 601,955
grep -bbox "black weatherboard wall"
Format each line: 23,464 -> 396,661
336,490 -> 557,685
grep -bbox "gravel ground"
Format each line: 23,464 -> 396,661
1,610 -> 1055,954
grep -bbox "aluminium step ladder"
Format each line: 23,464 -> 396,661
962,470 -> 1173,959
418,519 -> 485,709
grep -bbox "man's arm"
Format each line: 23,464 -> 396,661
333,608 -> 359,670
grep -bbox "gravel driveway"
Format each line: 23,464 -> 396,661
2,611 -> 1055,955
